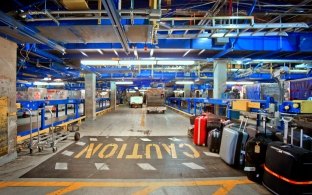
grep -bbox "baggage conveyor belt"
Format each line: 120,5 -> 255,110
21,136 -> 244,179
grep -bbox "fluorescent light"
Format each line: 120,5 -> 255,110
115,81 -> 133,85
81,51 -> 88,57
175,81 -> 194,85
157,60 -> 195,65
81,60 -> 119,65
173,90 -> 184,93
150,49 -> 154,57
34,82 -> 65,86
50,82 -> 65,86
295,64 -> 312,69
183,49 -> 191,57
226,81 -> 254,85
113,49 -> 119,56
134,47 -> 138,59
43,77 -> 51,81
198,49 -> 205,56
236,60 -> 242,64
119,60 -> 156,65
97,49 -> 103,55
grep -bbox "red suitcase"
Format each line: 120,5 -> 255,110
194,116 -> 207,146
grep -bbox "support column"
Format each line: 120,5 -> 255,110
110,81 -> 116,110
0,37 -> 17,165
184,84 -> 191,97
213,60 -> 228,115
85,73 -> 96,121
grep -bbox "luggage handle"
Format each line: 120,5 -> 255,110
262,116 -> 267,137
290,127 -> 303,148
239,115 -> 249,132
282,116 -> 294,144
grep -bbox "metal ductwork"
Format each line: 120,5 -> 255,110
60,0 -> 90,10
0,11 -> 65,53
101,0 -> 130,54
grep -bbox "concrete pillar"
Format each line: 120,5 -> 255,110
184,84 -> 191,97
213,60 -> 228,115
110,81 -> 116,110
0,38 -> 17,165
85,73 -> 96,121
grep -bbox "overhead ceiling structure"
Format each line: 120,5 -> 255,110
0,0 -> 311,85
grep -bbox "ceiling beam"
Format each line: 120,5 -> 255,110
0,11 -> 65,53
101,0 -> 130,54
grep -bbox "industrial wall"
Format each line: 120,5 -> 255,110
0,37 -> 17,165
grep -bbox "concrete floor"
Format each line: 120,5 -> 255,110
0,105 -> 271,195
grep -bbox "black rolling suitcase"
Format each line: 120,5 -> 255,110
207,129 -> 221,153
263,129 -> 312,195
245,133 -> 272,183
244,116 -> 273,183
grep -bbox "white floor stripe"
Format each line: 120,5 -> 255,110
55,163 -> 68,170
168,137 -> 181,142
114,138 -> 124,142
140,138 -> 151,142
203,151 -> 220,158
90,138 -> 98,141
95,163 -> 110,170
137,163 -> 156,170
61,150 -> 74,156
76,141 -> 86,146
182,162 -> 205,170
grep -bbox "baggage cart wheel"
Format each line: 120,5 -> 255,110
52,147 -> 57,153
74,132 -> 80,141
38,146 -> 43,152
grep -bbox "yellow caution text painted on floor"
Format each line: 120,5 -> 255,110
74,142 -> 200,160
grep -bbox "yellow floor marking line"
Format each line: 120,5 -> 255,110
212,183 -> 236,195
0,178 -> 253,195
140,109 -> 145,127
132,185 -> 163,195
47,183 -> 82,195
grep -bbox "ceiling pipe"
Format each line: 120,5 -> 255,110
21,9 -> 152,16
0,11 -> 65,53
101,0 -> 130,54
45,11 -> 60,26
253,0 -> 312,34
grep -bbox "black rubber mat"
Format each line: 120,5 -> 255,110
21,136 -> 244,179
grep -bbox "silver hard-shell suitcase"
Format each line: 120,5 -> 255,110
220,117 -> 249,166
